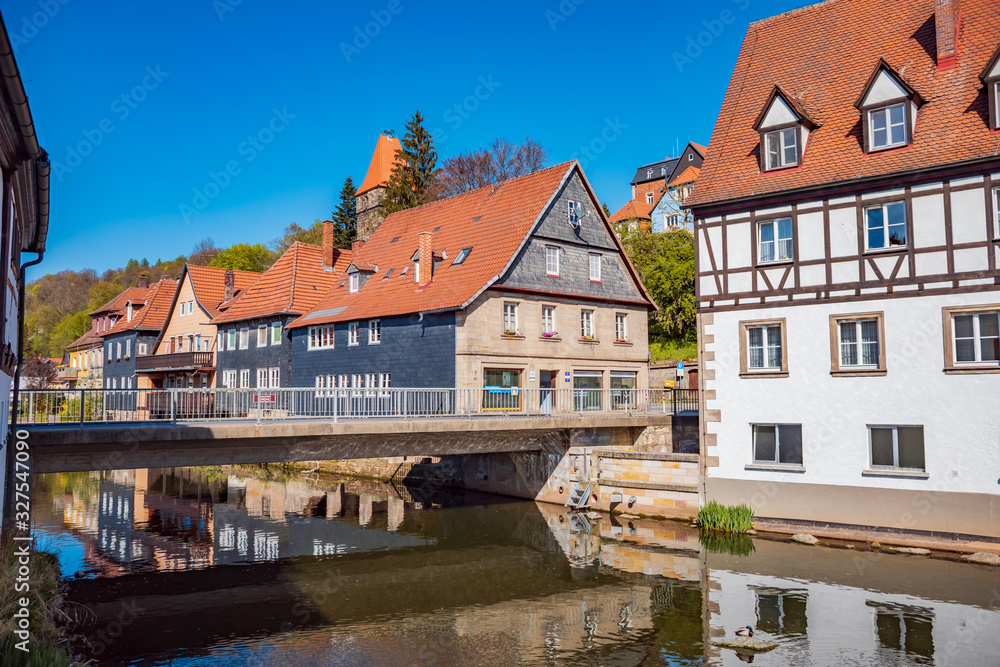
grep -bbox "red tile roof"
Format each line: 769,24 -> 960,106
213,243 -> 352,324
88,287 -> 148,317
687,0 -> 1000,208
105,279 -> 179,334
668,166 -> 701,187
690,142 -> 708,156
186,265 -> 263,319
291,162 -> 650,329
609,199 -> 655,222
66,331 -> 102,350
355,134 -> 404,196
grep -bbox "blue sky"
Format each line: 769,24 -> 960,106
5,0 -> 805,277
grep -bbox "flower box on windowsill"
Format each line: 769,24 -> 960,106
613,339 -> 632,346
501,331 -> 524,340
541,332 -> 558,338
580,336 -> 599,344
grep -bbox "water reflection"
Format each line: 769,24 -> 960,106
31,468 -> 1000,666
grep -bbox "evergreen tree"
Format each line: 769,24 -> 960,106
602,202 -> 612,217
331,176 -> 357,248
383,111 -> 439,214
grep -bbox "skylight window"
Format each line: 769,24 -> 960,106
453,248 -> 472,265
339,278 -> 347,287
383,268 -> 394,279
391,236 -> 400,243
432,226 -> 441,232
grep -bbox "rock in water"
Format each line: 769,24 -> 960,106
713,637 -> 778,652
962,552 -> 1000,566
791,533 -> 818,545
889,546 -> 930,555
585,511 -> 602,520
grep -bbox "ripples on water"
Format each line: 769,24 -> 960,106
31,468 -> 1000,666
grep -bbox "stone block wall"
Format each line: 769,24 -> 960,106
595,450 -> 700,518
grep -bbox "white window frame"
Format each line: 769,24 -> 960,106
138,342 -> 148,356
951,310 -> 1000,365
615,313 -> 628,342
993,186 -> 1000,237
349,273 -> 359,293
188,300 -> 194,314
645,192 -> 654,204
502,302 -> 518,334
865,201 -> 908,250
868,102 -> 908,151
308,325 -> 334,350
568,200 -> 581,227
116,341 -> 122,360
222,370 -> 237,388
379,372 -> 391,396
239,369 -> 250,388
751,424 -> 803,465
839,319 -> 880,368
238,329 -> 250,350
180,302 -> 186,316
348,322 -> 360,346
541,306 -> 555,335
269,367 -> 280,388
257,325 -> 268,347
257,368 -> 267,388
227,329 -> 236,351
352,373 -> 364,395
545,245 -> 559,276
339,374 -> 349,390
125,339 -> 131,359
368,319 -> 381,344
764,127 -> 798,170
757,217 -> 794,263
747,324 -> 782,371
868,425 -> 925,471
581,309 -> 594,339
271,321 -> 282,345
589,253 -> 602,282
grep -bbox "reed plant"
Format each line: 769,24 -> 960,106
697,501 -> 754,534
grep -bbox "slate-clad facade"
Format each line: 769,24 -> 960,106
102,331 -> 159,389
216,316 -> 294,388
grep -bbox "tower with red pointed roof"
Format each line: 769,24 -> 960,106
355,133 -> 404,242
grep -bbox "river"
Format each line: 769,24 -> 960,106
30,467 -> 1000,666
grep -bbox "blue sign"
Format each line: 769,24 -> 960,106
677,362 -> 684,370
564,371 -> 571,382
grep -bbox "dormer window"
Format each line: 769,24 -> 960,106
980,45 -> 1000,130
646,169 -> 653,178
855,60 -> 922,153
645,192 -> 653,204
753,86 -> 814,173
349,273 -> 359,293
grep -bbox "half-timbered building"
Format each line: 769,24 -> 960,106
687,0 -> 1000,537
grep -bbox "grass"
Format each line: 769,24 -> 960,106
697,501 -> 754,534
650,339 -> 698,362
700,531 -> 756,557
0,538 -> 74,666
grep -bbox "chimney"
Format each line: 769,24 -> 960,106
224,269 -> 234,301
935,0 -> 960,70
351,240 -> 365,255
322,220 -> 336,269
417,231 -> 433,287
138,275 -> 148,289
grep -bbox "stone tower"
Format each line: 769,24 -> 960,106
355,133 -> 403,242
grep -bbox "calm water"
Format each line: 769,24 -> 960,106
31,468 -> 1000,666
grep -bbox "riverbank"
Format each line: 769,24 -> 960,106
0,537 -> 75,666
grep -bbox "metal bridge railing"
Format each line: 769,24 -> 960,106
14,387 -> 700,425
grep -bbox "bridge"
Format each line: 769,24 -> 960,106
17,387 -> 697,473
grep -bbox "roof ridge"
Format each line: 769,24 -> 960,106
287,243 -> 299,312
749,0 -> 839,27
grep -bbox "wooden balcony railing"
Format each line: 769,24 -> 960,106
135,352 -> 214,372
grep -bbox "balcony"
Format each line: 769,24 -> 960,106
135,352 -> 214,373
57,368 -> 79,380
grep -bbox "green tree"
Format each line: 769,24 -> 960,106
272,221 -> 322,255
618,228 -> 696,342
331,176 -> 357,248
602,201 -> 612,217
383,111 -> 439,214
208,243 -> 273,272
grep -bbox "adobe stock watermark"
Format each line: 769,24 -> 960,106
673,0 -> 751,73
9,0 -> 71,53
179,107 -> 295,222
430,75 -> 501,144
569,117 -> 628,170
340,0 -> 405,64
51,66 -> 169,182
213,0 -> 242,21
545,0 -> 585,31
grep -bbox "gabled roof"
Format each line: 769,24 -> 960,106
630,158 -> 677,186
356,134 -> 404,196
88,287 -> 148,317
979,44 -> 1000,82
105,280 -> 179,335
609,199 -> 656,222
687,0 -> 1000,209
690,142 -> 708,156
213,243 -> 352,324
291,162 -> 652,329
752,85 -> 817,130
184,265 -> 262,319
853,58 -> 922,109
66,331 -> 102,350
668,166 -> 701,187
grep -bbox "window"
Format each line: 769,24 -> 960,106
869,103 -> 907,150
257,325 -> 267,347
112,378 -> 117,389
222,370 -> 237,388
238,329 -> 249,350
545,246 -> 559,276
352,373 -> 363,394
482,369 -> 522,410
379,372 -> 391,396
830,313 -> 886,374
580,309 -> 594,339
994,81 -> 1000,130
752,424 -> 803,465
348,322 -> 360,345
865,201 -> 907,249
116,342 -> 122,360
125,339 -> 131,359
227,329 -> 236,351
239,369 -> 250,388
541,306 -> 556,335
138,343 -> 148,356
127,303 -> 133,321
756,590 -> 808,636
869,426 -> 925,471
615,313 -> 628,341
368,320 -> 381,344
107,343 -> 112,362
308,325 -> 334,350
758,217 -> 793,263
502,302 -> 518,335
272,321 -> 281,345
568,200 -> 582,227
453,247 -> 472,265
868,601 -> 934,661
349,273 -> 359,293
688,153 -> 694,162
180,302 -> 186,316
739,319 -> 787,376
195,333 -> 202,352
257,369 -> 267,388
948,308 -> 1000,367
315,375 -> 334,398
994,187 -> 999,237
589,253 -> 601,282
269,367 -> 280,388
645,192 -> 654,204
188,300 -> 194,314
765,127 -> 798,170
413,260 -> 420,284
365,372 -> 377,395
646,169 -> 653,178
339,374 -> 348,390
573,370 -> 602,411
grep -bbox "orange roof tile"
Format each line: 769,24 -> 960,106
609,199 -> 656,222
66,331 -> 102,350
690,142 -> 708,156
88,287 -> 148,317
355,134 -> 404,196
185,265 -> 262,319
105,280 -> 179,334
214,243 -> 352,324
291,162 -> 648,329
668,166 -> 701,187
687,0 -> 1000,208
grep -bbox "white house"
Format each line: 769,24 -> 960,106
686,0 -> 1000,537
